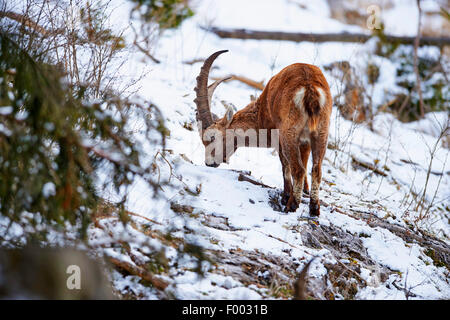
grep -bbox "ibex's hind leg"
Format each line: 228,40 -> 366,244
300,142 -> 310,195
309,132 -> 327,216
281,134 -> 305,212
279,149 -> 292,206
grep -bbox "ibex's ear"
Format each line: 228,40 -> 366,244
225,107 -> 234,127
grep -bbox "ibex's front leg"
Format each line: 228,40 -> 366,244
309,131 -> 327,216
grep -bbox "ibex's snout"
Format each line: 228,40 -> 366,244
205,162 -> 219,168
205,151 -> 221,167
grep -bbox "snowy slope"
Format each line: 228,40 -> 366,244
94,0 -> 450,299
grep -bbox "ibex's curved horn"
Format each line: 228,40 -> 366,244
194,50 -> 228,130
208,76 -> 232,107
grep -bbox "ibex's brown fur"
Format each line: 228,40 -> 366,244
194,51 -> 332,216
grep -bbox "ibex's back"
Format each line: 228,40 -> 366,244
258,63 -> 331,133
194,51 -> 332,216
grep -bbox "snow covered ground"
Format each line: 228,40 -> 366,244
90,0 -> 450,299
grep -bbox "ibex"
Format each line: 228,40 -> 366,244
194,50 -> 332,216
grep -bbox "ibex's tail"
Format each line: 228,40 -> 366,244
297,85 -> 327,131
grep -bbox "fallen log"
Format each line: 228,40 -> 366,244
0,11 -> 63,36
212,74 -> 265,90
108,257 -> 169,291
351,156 -> 388,177
205,26 -> 450,47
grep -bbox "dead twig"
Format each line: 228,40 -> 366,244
238,173 -> 274,188
183,58 -> 205,65
133,39 -> 161,64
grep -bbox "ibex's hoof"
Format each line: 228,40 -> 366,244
309,201 -> 320,217
285,204 -> 298,213
303,186 -> 310,196
281,192 -> 290,206
284,196 -> 299,213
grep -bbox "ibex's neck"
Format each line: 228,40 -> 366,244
228,101 -> 277,149
229,101 -> 261,131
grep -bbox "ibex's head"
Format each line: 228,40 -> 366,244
194,50 -> 236,167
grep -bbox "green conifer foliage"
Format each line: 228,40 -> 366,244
0,32 -> 166,241
131,0 -> 194,29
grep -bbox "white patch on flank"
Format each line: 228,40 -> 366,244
316,87 -> 326,107
293,87 -> 305,108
